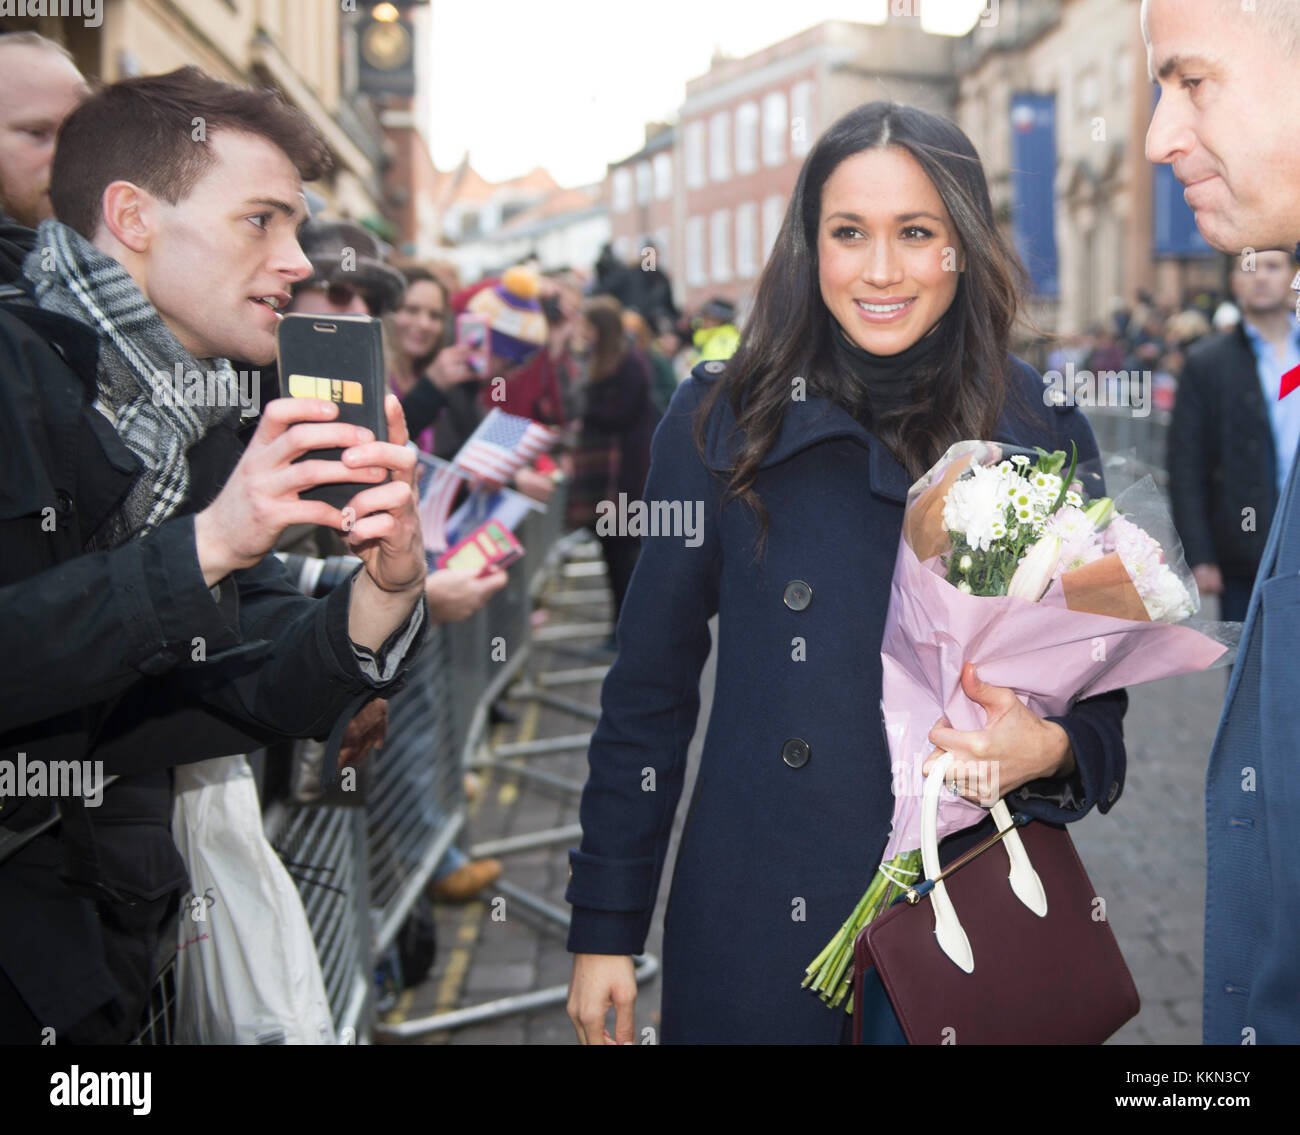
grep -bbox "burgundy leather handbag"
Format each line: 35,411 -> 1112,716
852,753 -> 1140,1045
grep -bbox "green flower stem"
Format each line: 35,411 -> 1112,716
803,850 -> 923,1011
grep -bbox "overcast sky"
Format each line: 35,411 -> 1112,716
419,0 -> 988,187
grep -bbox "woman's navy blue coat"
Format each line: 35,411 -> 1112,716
565,356 -> 1129,1044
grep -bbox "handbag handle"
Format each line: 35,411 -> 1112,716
920,753 -> 1049,973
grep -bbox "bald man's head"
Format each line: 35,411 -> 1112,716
0,34 -> 90,229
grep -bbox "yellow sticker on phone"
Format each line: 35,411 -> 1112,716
288,374 -> 364,404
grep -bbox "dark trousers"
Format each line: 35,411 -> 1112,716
1220,574 -> 1254,624
598,534 -> 641,635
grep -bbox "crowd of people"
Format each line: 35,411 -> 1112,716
4,0 -> 1300,1054
0,29 -> 741,1044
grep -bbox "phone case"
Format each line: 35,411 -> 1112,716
277,313 -> 388,510
435,519 -> 524,575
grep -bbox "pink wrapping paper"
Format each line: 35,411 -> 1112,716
878,519 -> 1229,862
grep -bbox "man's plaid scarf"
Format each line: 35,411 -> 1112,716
22,219 -> 241,543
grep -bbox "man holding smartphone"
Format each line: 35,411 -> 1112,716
0,67 -> 426,1042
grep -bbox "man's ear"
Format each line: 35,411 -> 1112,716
99,181 -> 153,255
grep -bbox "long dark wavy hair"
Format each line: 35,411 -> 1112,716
694,101 -> 1034,552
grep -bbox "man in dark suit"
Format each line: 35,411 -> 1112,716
1167,250 -> 1300,621
1145,0 -> 1300,1044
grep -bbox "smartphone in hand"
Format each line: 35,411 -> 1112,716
456,313 -> 490,377
277,313 -> 388,510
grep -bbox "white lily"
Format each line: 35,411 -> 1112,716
1007,534 -> 1061,602
1084,497 -> 1115,531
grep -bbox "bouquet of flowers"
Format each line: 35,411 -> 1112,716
801,440 -> 1237,1011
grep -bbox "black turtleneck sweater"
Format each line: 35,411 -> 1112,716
829,310 -> 948,426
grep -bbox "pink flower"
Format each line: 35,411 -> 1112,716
1045,506 -> 1104,579
1106,515 -> 1163,597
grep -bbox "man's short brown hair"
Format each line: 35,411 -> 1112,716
50,65 -> 333,238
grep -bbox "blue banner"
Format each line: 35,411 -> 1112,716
1009,93 -> 1060,297
1150,87 -> 1216,257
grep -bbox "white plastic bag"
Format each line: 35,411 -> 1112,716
172,755 -> 336,1044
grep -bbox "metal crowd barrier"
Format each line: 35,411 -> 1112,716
132,487 -> 572,1045
372,519 -> 660,1042
1082,406 -> 1172,489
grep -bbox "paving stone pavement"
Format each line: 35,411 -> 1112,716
380,550 -> 1231,1046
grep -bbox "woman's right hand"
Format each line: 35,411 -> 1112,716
426,343 -> 477,392
567,953 -> 637,1044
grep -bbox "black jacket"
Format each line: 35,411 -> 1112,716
399,372 -> 486,462
0,213 -> 35,284
1167,324 -> 1277,579
0,294 -> 424,1034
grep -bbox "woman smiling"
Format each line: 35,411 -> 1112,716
564,102 -> 1128,1045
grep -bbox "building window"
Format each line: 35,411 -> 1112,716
612,168 -> 632,214
710,110 -> 731,182
710,208 -> 732,283
735,201 -> 757,279
761,194 -> 785,262
735,101 -> 759,174
685,120 -> 706,189
762,91 -> 787,167
790,80 -> 814,157
614,236 -> 634,263
635,160 -> 652,206
653,152 -> 673,200
685,215 -> 706,287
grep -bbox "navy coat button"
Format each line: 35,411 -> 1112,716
703,360 -> 726,374
782,738 -> 810,768
782,580 -> 813,611
55,489 -> 73,515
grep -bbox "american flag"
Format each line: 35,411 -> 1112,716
416,453 -> 471,557
454,409 -> 560,483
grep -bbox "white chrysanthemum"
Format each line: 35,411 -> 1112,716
1011,455 -> 1030,467
1031,472 -> 1063,501
1143,563 -> 1195,622
942,463 -> 1017,552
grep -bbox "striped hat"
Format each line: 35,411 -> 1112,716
466,266 -> 548,364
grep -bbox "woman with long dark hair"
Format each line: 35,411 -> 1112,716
565,102 -> 1128,1044
568,296 -> 661,642
388,266 -> 479,456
